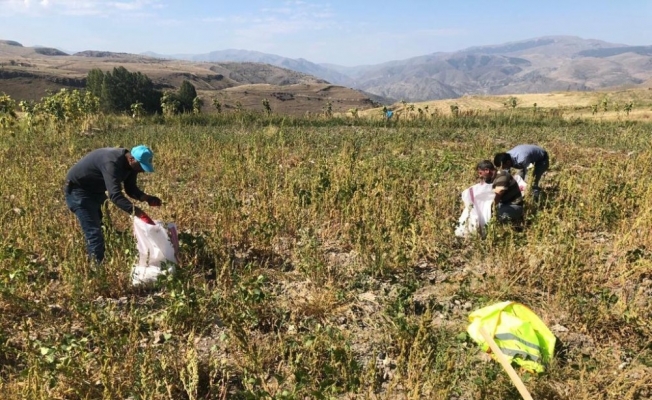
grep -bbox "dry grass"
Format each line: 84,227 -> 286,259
361,87 -> 652,122
204,83 -> 378,116
0,108 -> 651,399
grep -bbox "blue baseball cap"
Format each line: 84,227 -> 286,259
131,145 -> 154,172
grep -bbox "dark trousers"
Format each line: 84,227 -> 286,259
497,203 -> 524,223
515,152 -> 549,193
64,185 -> 108,264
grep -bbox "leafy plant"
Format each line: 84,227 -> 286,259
262,98 -> 272,115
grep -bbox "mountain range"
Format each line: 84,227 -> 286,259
2,36 -> 652,106
144,36 -> 652,102
0,39 -> 383,116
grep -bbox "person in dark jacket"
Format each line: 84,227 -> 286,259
64,145 -> 162,264
477,160 -> 524,223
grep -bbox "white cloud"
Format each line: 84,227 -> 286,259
108,0 -> 162,12
415,28 -> 467,38
245,5 -> 334,45
2,0 -> 162,17
201,16 -> 226,23
202,1 -> 336,36
191,2 -> 338,57
2,0 -> 31,12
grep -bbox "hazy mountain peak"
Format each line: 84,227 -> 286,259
0,40 -> 23,47
460,36 -> 625,57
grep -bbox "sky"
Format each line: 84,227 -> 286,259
1,0 -> 652,66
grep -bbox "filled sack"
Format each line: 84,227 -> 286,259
455,175 -> 527,237
131,217 -> 179,286
455,182 -> 495,237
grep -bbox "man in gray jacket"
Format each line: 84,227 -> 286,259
494,144 -> 549,199
64,145 -> 162,264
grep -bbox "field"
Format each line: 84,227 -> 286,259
1,108 -> 652,399
360,87 -> 652,122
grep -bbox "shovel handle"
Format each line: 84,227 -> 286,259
479,327 -> 534,400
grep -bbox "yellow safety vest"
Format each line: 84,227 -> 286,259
467,301 -> 556,373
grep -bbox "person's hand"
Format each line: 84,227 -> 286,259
139,213 -> 156,225
145,195 -> 162,207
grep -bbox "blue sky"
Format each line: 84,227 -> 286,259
2,0 -> 651,66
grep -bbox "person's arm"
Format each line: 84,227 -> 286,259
101,161 -> 145,216
492,176 -> 508,205
493,188 -> 506,205
125,173 -> 162,206
123,172 -> 146,202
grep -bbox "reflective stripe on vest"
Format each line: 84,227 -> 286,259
499,347 -> 540,362
494,332 -> 542,362
494,333 -> 541,352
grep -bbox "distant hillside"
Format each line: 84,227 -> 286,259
576,46 -> 652,58
34,47 -> 68,56
317,63 -> 375,80
145,49 -> 352,86
75,50 -> 136,57
205,83 -> 381,116
0,40 -> 23,47
5,35 -> 652,105
461,36 -> 621,57
144,36 -> 652,102
348,36 -> 652,101
0,40 -> 385,115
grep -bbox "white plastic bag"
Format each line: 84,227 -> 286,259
131,217 -> 179,286
514,174 -> 527,193
455,175 -> 527,237
455,182 -> 495,237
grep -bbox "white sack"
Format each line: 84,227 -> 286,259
455,182 -> 495,237
131,217 -> 179,286
515,174 -> 527,193
455,175 -> 527,237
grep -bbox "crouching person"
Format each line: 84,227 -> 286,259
476,160 -> 523,224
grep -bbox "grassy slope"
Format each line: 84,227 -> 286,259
360,87 -> 652,122
0,113 -> 651,399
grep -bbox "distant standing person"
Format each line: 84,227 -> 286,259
476,160 -> 524,224
494,144 -> 549,198
64,145 -> 162,264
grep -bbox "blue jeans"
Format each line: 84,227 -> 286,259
64,185 -> 108,264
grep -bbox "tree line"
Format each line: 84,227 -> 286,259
86,66 -> 198,115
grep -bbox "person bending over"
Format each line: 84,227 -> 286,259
494,144 -> 549,199
64,145 -> 162,264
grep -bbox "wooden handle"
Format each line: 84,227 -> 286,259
479,327 -> 534,400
